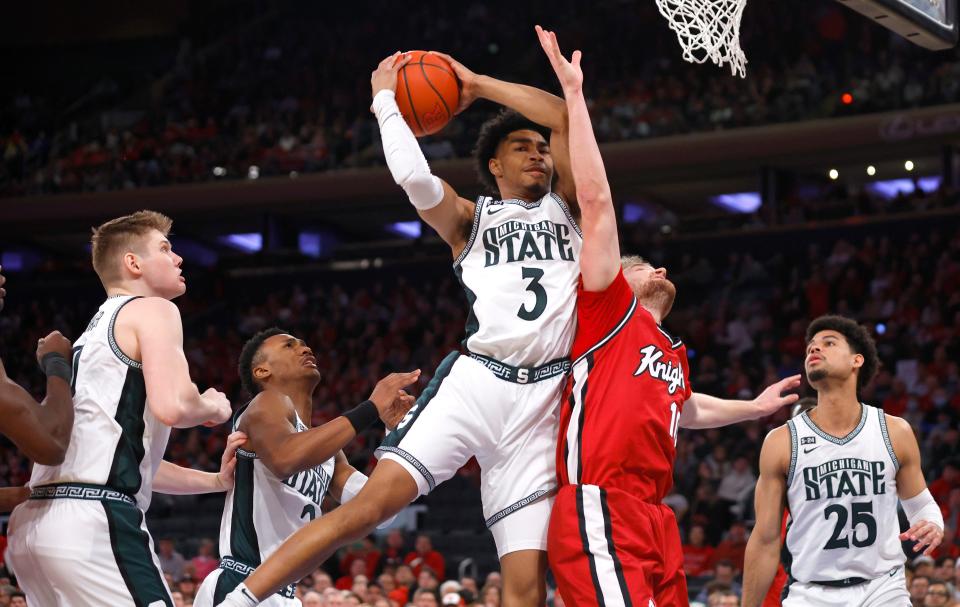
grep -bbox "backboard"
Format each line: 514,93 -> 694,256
836,0 -> 958,49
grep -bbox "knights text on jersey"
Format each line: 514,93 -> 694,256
218,406 -> 335,567
29,296 -> 171,511
558,270 -> 692,502
783,405 -> 904,584
455,193 -> 581,367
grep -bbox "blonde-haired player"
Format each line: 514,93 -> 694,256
6,210 -> 243,606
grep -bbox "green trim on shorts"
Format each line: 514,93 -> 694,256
102,500 -> 173,607
378,350 -> 459,451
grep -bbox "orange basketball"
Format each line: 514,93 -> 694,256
395,50 -> 460,137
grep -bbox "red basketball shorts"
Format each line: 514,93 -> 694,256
548,484 -> 688,606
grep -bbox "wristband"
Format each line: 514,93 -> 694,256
222,583 -> 260,607
343,400 -> 379,433
40,352 -> 72,384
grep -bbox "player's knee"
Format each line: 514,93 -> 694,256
502,573 -> 545,607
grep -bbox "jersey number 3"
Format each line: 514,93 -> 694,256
518,267 -> 547,321
823,501 -> 877,549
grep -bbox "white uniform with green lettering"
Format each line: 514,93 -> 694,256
6,295 -> 175,607
194,406 -> 333,607
782,404 -> 909,606
378,193 -> 582,557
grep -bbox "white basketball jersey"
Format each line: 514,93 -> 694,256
455,193 -> 581,367
218,404 -> 336,566
30,296 -> 171,511
784,404 -> 904,583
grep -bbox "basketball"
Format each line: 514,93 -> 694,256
395,50 -> 460,137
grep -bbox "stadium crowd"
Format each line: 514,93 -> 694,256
3,1 -> 960,198
0,206 -> 958,604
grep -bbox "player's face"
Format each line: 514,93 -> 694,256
134,229 -> 186,299
491,129 -> 553,199
623,262 -> 677,319
259,333 -> 320,385
805,330 -> 862,386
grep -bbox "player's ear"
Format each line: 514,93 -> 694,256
254,363 -> 271,383
489,158 -> 503,179
852,353 -> 864,370
121,251 -> 142,277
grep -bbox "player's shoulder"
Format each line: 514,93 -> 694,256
123,296 -> 181,320
242,390 -> 297,426
762,424 -> 793,457
879,411 -> 916,442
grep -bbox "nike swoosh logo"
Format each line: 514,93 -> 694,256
803,447 -> 819,453
487,206 -> 505,215
241,588 -> 256,599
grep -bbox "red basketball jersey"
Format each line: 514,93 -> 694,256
557,270 -> 692,502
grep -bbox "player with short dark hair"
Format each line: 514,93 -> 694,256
218,44 -> 582,607
194,328 -> 416,606
743,314 -> 944,606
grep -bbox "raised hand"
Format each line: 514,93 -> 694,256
370,52 -> 414,102
36,330 -> 72,364
428,52 -> 478,115
752,374 -> 802,417
216,431 -> 249,491
369,370 -> 421,428
536,25 -> 583,94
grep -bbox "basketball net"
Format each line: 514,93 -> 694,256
655,0 -> 748,78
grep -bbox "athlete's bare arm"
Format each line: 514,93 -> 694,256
240,372 -> 417,479
537,26 -> 618,292
433,51 -> 577,211
154,430 -> 246,494
115,297 -> 231,428
680,375 -> 801,429
742,426 -> 790,607
889,415 -> 944,555
0,486 -> 30,513
0,331 -> 74,465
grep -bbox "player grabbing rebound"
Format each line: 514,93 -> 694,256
536,26 -> 800,606
195,328 -> 417,606
743,315 -> 944,606
218,49 -> 581,607
6,210 -> 241,606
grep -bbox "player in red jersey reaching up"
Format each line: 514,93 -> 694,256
535,26 -> 801,606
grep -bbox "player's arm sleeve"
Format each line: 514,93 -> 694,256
571,268 -> 635,359
330,452 -> 397,529
742,428 -> 789,607
372,90 -> 443,211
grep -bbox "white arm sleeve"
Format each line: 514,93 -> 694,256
372,90 -> 444,210
902,488 -> 944,529
342,470 -> 398,529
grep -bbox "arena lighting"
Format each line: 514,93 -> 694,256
622,201 -> 655,223
841,92 -> 854,105
212,166 -> 226,177
0,251 -> 23,271
867,165 -> 877,176
828,169 -> 839,180
247,165 -> 260,180
218,233 -> 263,253
386,221 -> 422,239
876,323 -> 887,335
865,176 -> 941,199
709,191 -> 762,213
905,160 -> 915,171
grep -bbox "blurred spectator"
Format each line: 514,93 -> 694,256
191,538 -> 219,582
696,560 -> 741,605
682,524 -> 716,578
405,534 -> 446,580
158,538 -> 187,582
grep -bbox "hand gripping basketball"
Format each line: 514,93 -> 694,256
371,52 -> 413,101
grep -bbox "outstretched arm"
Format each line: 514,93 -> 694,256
742,427 -> 789,607
371,53 -> 474,254
536,26 -> 619,291
679,375 -> 801,429
0,331 -> 75,465
432,52 -> 576,208
154,431 -> 246,494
